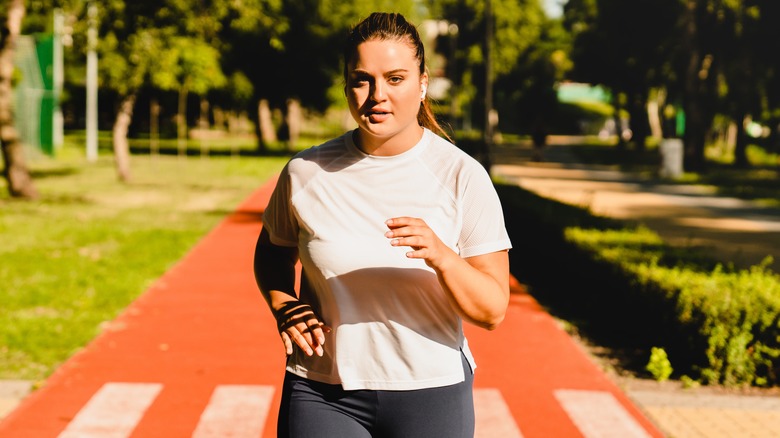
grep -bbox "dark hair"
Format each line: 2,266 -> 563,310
344,12 -> 451,141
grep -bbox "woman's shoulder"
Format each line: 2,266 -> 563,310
292,132 -> 350,159
287,132 -> 354,172
423,130 -> 488,175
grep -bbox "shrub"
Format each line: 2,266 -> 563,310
496,182 -> 780,387
646,347 -> 673,381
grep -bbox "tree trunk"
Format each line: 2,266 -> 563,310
285,98 -> 302,152
612,95 -> 627,150
0,0 -> 37,199
647,89 -> 664,142
150,98 -> 160,157
733,115 -> 750,168
177,83 -> 189,156
681,0 -> 712,172
258,99 -> 277,146
248,100 -> 267,154
112,93 -> 136,182
628,93 -> 650,151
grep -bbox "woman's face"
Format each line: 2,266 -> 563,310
346,38 -> 427,152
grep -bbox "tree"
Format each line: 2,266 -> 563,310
0,0 -> 37,198
156,36 -> 227,155
433,0 -> 547,133
90,0 -> 284,180
704,1 -> 780,169
494,7 -> 571,136
563,0 -> 780,172
564,0 -> 682,150
755,1 -> 780,156
676,0 -> 719,171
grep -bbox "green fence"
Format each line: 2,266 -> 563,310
13,32 -> 60,157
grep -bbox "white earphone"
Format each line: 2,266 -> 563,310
421,86 -> 427,99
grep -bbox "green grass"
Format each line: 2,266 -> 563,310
0,134 -> 288,381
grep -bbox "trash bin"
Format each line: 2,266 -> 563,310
659,138 -> 683,178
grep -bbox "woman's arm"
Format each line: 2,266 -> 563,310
385,217 -> 509,330
254,227 -> 328,356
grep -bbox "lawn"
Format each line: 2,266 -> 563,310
0,134 -> 289,381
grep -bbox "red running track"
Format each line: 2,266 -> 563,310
0,176 -> 664,438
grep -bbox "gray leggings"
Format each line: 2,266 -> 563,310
277,353 -> 475,438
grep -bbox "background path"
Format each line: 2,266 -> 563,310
0,175 -> 662,437
492,138 -> 780,272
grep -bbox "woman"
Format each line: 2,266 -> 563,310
254,12 -> 512,438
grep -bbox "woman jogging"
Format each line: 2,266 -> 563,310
254,12 -> 512,437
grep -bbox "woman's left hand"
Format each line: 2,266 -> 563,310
385,217 -> 453,269
385,216 -> 509,330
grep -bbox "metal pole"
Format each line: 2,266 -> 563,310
53,10 -> 64,151
86,3 -> 98,162
449,23 -> 458,131
482,0 -> 494,172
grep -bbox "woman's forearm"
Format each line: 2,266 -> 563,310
434,250 -> 510,330
253,227 -> 299,308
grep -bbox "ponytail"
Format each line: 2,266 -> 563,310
419,97 -> 452,142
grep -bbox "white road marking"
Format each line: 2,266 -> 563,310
554,389 -> 652,438
57,382 -> 162,438
53,383 -> 655,438
474,388 -> 524,438
192,385 -> 275,438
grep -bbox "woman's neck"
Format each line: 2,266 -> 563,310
354,126 -> 424,157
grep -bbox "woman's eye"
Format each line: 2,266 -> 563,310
389,76 -> 403,84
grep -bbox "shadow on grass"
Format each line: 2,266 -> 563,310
30,167 -> 80,179
129,145 -> 296,158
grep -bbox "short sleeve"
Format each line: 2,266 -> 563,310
262,164 -> 299,247
458,166 -> 512,258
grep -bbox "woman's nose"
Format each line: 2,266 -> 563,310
369,82 -> 386,102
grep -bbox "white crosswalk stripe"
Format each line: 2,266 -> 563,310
474,388 -> 524,437
57,382 -> 162,438
54,383 -> 655,437
554,389 -> 652,438
192,385 -> 275,438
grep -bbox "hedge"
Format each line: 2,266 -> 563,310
496,183 -> 780,387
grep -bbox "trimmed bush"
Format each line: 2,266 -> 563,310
496,183 -> 780,387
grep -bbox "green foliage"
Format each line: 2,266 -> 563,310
680,374 -> 700,389
88,0 -> 285,102
227,71 -> 254,104
567,226 -> 780,387
436,0 -> 558,129
646,347 -> 673,381
159,36 -> 227,94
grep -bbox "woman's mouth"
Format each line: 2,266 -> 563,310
367,110 -> 391,123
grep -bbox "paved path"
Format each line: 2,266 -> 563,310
0,175 -> 663,437
491,139 -> 780,438
492,139 -> 780,272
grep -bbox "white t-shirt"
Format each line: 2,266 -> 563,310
262,128 -> 512,390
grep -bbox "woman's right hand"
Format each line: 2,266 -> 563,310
254,228 -> 330,357
272,299 -> 330,357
